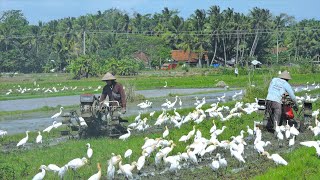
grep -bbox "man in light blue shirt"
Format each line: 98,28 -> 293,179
265,71 -> 298,133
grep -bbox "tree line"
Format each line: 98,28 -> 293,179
0,6 -> 319,77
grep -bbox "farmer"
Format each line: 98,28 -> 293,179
99,72 -> 126,114
265,70 -> 298,133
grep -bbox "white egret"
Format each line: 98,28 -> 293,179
214,126 -> 227,136
43,121 -> 56,133
53,122 -> 63,129
36,131 -> 42,144
86,143 -> 93,159
124,149 -> 132,159
187,125 -> 196,137
216,153 -> 227,169
134,112 -> 141,122
136,152 -> 146,172
300,140 -> 320,147
17,130 -> 29,147
32,166 -> 46,180
210,120 -> 217,133
164,81 -> 167,88
160,143 -> 176,157
262,151 -> 288,165
179,134 -> 191,143
289,125 -> 300,136
163,126 -> 169,138
187,149 -> 198,165
141,137 -> 161,149
254,140 -> 271,154
300,141 -> 320,157
246,125 -> 254,136
51,107 -> 64,119
0,130 -> 7,137
107,162 -> 115,180
308,126 -> 320,136
230,147 -> 245,164
58,165 -> 68,179
149,111 -> 155,117
45,164 -> 60,173
119,128 -> 131,141
210,159 -> 220,172
67,157 -> 88,171
118,160 -> 136,179
289,136 -> 295,147
88,163 -> 101,180
110,153 -> 122,166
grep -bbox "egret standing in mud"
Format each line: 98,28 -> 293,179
262,151 -> 288,165
51,107 -> 64,119
17,130 -> 29,147
36,131 -> 42,144
119,128 -> 131,141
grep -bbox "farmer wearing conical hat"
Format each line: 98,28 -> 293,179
100,72 -> 126,114
265,70 -> 298,133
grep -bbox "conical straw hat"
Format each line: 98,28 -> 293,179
278,70 -> 291,80
101,72 -> 116,81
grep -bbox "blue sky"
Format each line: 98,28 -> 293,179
0,0 -> 319,25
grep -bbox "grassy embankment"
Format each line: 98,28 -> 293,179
0,82 -> 319,178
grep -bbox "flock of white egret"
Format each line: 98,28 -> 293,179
1,81 -> 320,179
101,90 -> 320,179
4,83 -> 102,96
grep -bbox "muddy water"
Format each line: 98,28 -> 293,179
0,88 -> 242,135
0,88 -> 228,112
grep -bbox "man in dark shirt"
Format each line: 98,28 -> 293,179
99,72 -> 126,114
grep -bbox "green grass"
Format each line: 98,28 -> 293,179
253,146 -> 320,180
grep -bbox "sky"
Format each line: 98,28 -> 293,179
0,0 -> 319,25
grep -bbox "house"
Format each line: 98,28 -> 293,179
133,51 -> 150,68
161,62 -> 177,70
171,50 -> 208,66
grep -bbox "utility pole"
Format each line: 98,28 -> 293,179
83,31 -> 86,55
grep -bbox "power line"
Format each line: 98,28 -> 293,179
0,28 -> 319,40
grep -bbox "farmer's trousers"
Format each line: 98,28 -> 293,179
265,100 -> 282,131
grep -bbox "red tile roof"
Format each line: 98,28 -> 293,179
171,50 -> 208,63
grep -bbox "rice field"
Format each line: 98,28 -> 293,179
0,68 -> 320,179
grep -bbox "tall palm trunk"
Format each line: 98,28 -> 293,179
210,39 -> 218,65
249,30 -> 259,57
236,30 -> 239,65
222,37 -> 227,66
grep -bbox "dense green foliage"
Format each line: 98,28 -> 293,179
1,7 -> 320,76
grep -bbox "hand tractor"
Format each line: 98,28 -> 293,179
61,94 -> 128,138
258,94 -> 313,132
